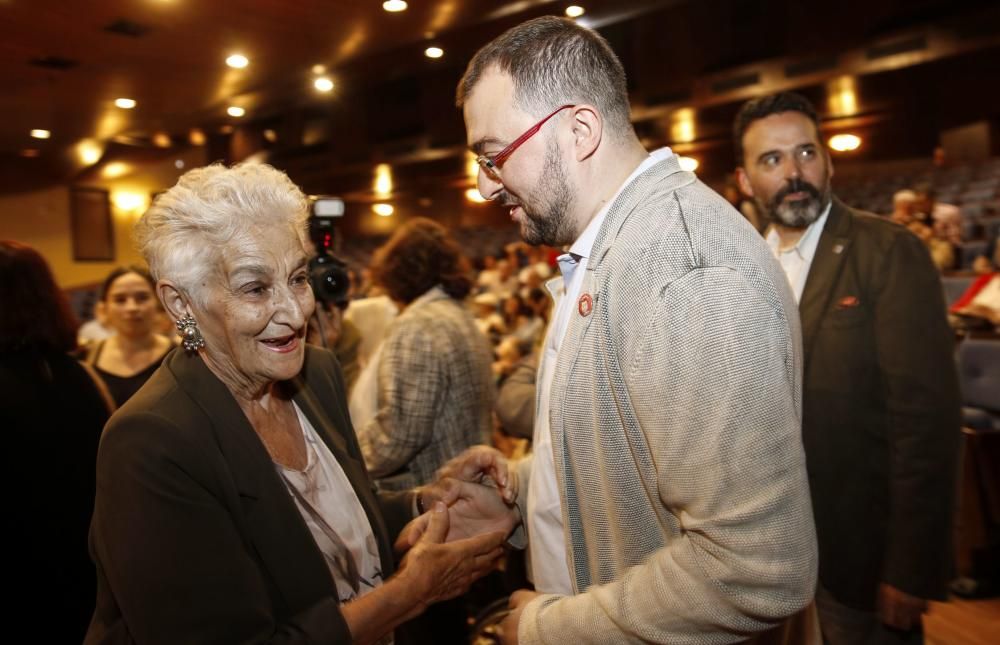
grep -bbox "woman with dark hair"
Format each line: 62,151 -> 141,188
358,217 -> 495,492
0,240 -> 112,642
83,266 -> 174,407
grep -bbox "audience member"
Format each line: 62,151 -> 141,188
914,182 -> 962,246
445,16 -> 816,643
1,240 -> 112,642
735,91 -> 961,645
82,266 -> 174,408
357,217 -> 494,492
890,189 -> 918,226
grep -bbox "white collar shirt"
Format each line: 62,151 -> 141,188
764,202 -> 831,302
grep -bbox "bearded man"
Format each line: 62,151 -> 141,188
735,92 -> 961,645
445,16 -> 818,645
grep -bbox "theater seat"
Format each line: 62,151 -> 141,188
957,337 -> 1000,432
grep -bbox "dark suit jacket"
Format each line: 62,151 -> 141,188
800,199 -> 961,610
86,345 -> 412,644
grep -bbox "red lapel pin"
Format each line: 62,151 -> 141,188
578,293 -> 593,317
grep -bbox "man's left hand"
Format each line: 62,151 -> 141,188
878,583 -> 927,631
499,589 -> 540,645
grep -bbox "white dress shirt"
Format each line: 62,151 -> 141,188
764,203 -> 831,302
527,147 -> 673,594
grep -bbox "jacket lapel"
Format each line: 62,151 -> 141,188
798,199 -> 854,369
165,350 -> 336,612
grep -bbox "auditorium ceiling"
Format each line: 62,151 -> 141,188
1,0 -> 998,208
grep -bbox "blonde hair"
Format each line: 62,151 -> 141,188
135,162 -> 309,304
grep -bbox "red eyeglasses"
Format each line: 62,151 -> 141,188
476,104 -> 576,180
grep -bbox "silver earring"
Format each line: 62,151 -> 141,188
176,314 -> 205,351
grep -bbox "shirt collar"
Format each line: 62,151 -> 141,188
567,147 -> 673,262
765,200 -> 832,262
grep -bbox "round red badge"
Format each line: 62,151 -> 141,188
578,293 -> 593,317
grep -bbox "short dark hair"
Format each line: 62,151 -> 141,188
371,218 -> 472,304
456,16 -> 633,139
100,266 -> 155,301
0,240 -> 79,352
733,92 -> 821,166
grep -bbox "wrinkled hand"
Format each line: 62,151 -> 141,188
396,502 -> 506,610
397,478 -> 520,551
878,583 -> 927,631
499,589 -> 540,645
436,445 -> 517,504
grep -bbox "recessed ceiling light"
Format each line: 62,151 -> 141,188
314,77 -> 334,92
226,53 -> 249,69
312,64 -> 326,75
465,188 -> 487,203
152,132 -> 172,148
227,106 -> 246,117
373,203 -> 394,216
829,133 -> 862,152
115,97 -> 137,109
383,0 -> 407,12
30,129 -> 51,139
189,128 -> 207,146
677,156 -> 699,172
566,5 -> 585,18
424,46 -> 444,59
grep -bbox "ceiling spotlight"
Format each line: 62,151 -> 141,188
829,133 -> 861,152
382,0 -> 407,12
30,129 -> 51,139
314,76 -> 334,92
312,64 -> 326,75
565,5 -> 585,18
189,128 -> 207,146
373,203 -> 394,216
227,106 -> 246,118
677,156 -> 699,172
226,53 -> 249,69
465,188 -> 487,203
114,97 -> 137,109
152,132 -> 172,148
424,46 -> 444,59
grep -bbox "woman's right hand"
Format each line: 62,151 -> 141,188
397,501 -> 506,611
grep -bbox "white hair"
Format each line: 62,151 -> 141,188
135,162 -> 310,305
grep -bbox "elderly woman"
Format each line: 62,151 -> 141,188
87,163 -> 507,645
357,218 -> 495,492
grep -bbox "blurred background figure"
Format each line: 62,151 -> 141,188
0,240 -> 113,643
81,267 -> 174,409
357,217 -> 494,492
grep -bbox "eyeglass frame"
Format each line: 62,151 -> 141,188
476,104 -> 576,180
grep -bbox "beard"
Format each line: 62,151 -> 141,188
759,177 -> 831,229
499,138 -> 574,247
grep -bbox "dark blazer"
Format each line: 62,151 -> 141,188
799,199 -> 961,610
3,349 -> 110,643
86,345 -> 412,644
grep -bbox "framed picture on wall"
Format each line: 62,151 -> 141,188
69,186 -> 115,261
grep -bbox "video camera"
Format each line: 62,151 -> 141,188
308,196 -> 351,309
